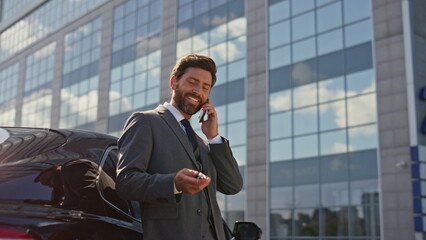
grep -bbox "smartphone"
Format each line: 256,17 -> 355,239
199,99 -> 209,122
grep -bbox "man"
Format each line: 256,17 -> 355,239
116,54 -> 243,240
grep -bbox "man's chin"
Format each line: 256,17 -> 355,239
182,105 -> 201,116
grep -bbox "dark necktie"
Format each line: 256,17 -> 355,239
181,119 -> 198,151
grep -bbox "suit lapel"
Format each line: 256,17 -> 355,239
156,105 -> 200,170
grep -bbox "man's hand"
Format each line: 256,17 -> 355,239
174,168 -> 211,194
199,100 -> 218,140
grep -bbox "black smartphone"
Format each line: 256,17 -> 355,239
199,99 -> 209,122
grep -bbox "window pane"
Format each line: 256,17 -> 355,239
270,138 -> 292,162
348,124 -> 378,151
350,179 -> 379,205
227,121 -> 246,146
350,205 -> 381,236
232,145 -> 246,166
270,161 -> 293,186
319,100 -> 346,131
344,0 -> 371,24
294,134 -> 318,159
292,37 -> 316,62
320,130 -> 347,155
294,158 -> 319,185
227,101 -> 246,122
318,29 -> 343,55
291,0 -> 314,15
293,83 -> 317,108
270,45 -> 291,70
347,69 -> 375,97
321,153 -> 349,183
322,187 -> 349,207
270,89 -> 292,113
322,207 -> 349,235
295,186 -> 319,207
269,0 -> 290,24
228,18 -> 246,39
210,25 -> 227,45
270,111 -> 292,139
270,21 -> 290,48
228,59 -> 245,81
294,208 -> 319,236
228,36 -> 246,61
270,210 -> 293,237
294,106 -> 317,135
317,2 -> 342,33
318,76 -> 345,103
347,94 -> 376,126
192,32 -> 208,52
292,12 -> 315,41
270,186 -> 293,208
345,19 -> 372,47
349,149 -> 378,181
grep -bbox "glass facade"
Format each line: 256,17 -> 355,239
0,0 -> 106,63
177,0 -> 247,227
0,0 -> 32,21
59,18 -> 102,130
21,42 -> 56,128
268,0 -> 380,239
108,0 -> 163,136
0,63 -> 19,126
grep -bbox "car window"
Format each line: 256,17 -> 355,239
97,146 -> 142,221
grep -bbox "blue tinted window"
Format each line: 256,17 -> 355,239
294,106 -> 317,135
294,158 -> 319,185
270,45 -> 291,70
317,2 -> 342,33
270,112 -> 292,139
319,100 -> 346,131
269,0 -> 290,24
318,29 -> 343,55
292,37 -> 316,62
294,134 -> 318,159
320,129 -> 347,155
292,12 -> 315,41
344,0 -> 371,24
291,0 -> 314,15
270,161 -> 293,186
321,153 -> 349,183
345,19 -> 372,47
270,21 -> 291,48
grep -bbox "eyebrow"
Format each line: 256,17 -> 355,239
189,77 -> 211,88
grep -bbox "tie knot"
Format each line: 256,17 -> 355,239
181,119 -> 191,128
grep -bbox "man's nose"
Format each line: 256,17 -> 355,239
192,85 -> 201,95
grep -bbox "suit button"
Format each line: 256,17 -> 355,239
197,209 -> 201,215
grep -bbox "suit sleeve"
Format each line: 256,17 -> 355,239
209,138 -> 243,195
116,112 -> 177,204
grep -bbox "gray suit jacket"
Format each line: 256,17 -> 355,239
116,105 -> 243,240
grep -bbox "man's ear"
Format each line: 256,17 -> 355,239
170,76 -> 177,90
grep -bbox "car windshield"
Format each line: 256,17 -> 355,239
0,127 -> 66,164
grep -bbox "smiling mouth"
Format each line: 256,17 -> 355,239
187,96 -> 200,104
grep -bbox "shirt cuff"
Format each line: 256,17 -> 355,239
208,135 -> 223,144
174,181 -> 182,194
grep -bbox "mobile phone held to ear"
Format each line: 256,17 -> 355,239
199,99 -> 209,122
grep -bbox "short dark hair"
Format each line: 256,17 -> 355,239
171,54 -> 217,87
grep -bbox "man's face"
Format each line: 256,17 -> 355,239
171,67 -> 212,117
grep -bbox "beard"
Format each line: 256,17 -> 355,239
173,87 -> 203,116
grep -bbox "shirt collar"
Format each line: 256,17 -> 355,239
164,101 -> 186,123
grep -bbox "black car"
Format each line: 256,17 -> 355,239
0,127 -> 261,240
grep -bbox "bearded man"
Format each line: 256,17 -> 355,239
116,54 -> 243,240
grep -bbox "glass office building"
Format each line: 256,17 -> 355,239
1,0 -> 425,239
